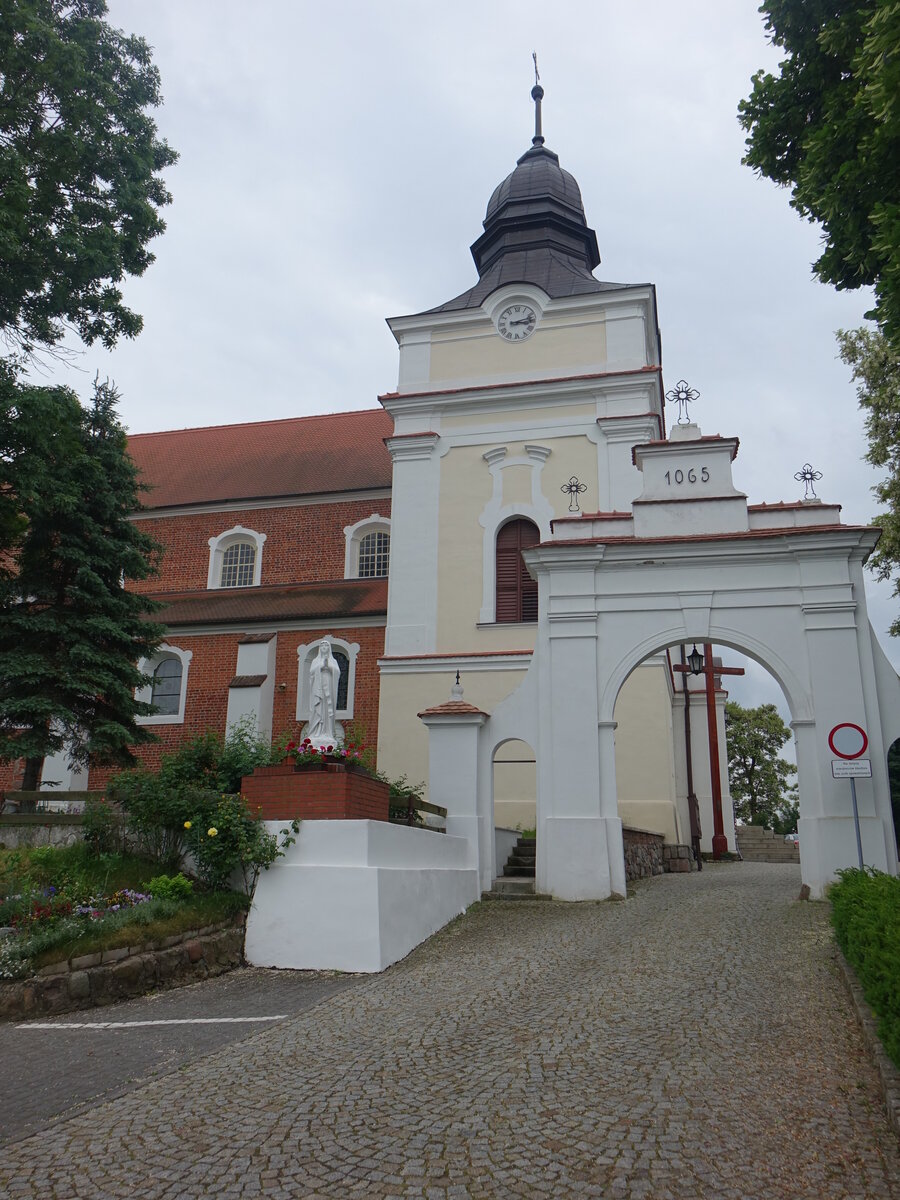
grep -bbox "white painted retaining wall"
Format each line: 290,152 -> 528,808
494,826 -> 521,879
245,821 -> 479,973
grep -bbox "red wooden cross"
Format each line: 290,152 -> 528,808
673,643 -> 744,860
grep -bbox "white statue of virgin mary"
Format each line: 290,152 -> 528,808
307,638 -> 342,745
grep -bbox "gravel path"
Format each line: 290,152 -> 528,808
3,862 -> 898,1198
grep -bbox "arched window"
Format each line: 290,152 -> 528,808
495,518 -> 540,622
136,645 -> 193,725
333,649 -> 350,710
207,525 -> 266,589
150,657 -> 182,716
358,530 -> 390,578
220,540 -> 256,588
343,514 -> 391,579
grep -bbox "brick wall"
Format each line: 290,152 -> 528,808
132,497 -> 392,594
85,621 -> 386,792
242,762 -> 390,821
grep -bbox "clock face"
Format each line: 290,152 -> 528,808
497,304 -> 537,341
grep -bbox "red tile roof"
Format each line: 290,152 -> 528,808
150,578 -> 388,627
417,699 -> 489,718
128,409 -> 394,510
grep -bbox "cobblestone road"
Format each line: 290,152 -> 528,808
3,862 -> 899,1198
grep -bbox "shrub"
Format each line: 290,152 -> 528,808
108,719 -> 284,865
184,794 -> 298,895
147,873 -> 193,903
82,797 -> 119,855
382,773 -> 426,825
830,867 -> 900,1068
216,717 -> 282,793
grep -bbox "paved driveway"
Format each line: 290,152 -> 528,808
2,862 -> 898,1198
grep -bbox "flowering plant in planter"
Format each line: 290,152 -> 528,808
283,737 -> 366,768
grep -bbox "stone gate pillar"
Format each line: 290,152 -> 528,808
418,684 -> 489,888
532,547 -> 625,900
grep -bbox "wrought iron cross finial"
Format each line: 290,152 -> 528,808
561,476 -> 587,513
794,463 -> 823,499
455,669 -> 461,686
665,379 -> 699,425
531,52 -> 544,145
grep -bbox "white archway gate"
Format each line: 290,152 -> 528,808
421,424 -> 900,900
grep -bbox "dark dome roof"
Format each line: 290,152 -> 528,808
469,141 -> 600,280
485,144 -> 588,226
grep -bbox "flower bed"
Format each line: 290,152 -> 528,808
0,844 -> 247,981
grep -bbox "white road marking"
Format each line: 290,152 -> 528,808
17,1016 -> 288,1029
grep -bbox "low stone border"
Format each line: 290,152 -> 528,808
623,827 -> 697,881
0,916 -> 246,1022
834,944 -> 900,1139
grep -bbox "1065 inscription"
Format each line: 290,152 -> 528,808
664,467 -> 710,485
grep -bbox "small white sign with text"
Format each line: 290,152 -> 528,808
831,759 -> 872,779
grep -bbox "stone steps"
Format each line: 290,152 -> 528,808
502,835 -> 536,879
484,836 -> 550,899
482,878 -> 552,902
735,826 -> 800,863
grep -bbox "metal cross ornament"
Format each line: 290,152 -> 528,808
665,379 -> 699,425
794,463 -> 823,499
561,476 -> 587,512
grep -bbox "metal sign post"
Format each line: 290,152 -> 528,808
828,723 -> 870,870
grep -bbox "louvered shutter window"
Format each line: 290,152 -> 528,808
495,519 -> 540,622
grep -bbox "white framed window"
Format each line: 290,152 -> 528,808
343,514 -> 391,579
136,645 -> 193,725
207,525 -> 266,589
358,530 -> 390,578
296,636 -> 360,729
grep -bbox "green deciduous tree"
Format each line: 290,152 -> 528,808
724,701 -> 799,831
0,2 -> 177,788
0,373 -> 165,788
839,324 -> 900,630
0,0 -> 177,354
739,1 -> 900,348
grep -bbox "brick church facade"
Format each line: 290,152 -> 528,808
1,408 -> 396,793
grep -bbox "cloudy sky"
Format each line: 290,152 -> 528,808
44,1 -> 897,708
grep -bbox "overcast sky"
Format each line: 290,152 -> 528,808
43,1 -> 897,707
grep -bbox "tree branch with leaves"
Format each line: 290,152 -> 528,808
725,701 -> 798,832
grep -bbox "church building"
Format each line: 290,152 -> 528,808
3,86 -> 737,863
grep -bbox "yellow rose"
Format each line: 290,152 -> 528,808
207,827 -> 218,837
184,821 -> 192,830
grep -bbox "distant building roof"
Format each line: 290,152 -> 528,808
128,408 -> 394,510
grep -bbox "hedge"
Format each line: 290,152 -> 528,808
830,867 -> 900,1068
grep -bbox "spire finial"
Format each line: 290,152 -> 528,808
531,52 -> 544,146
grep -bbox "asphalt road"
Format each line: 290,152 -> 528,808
0,967 -> 364,1146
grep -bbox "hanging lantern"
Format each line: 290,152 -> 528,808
687,644 -> 705,675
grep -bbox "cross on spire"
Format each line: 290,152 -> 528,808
531,52 -> 544,146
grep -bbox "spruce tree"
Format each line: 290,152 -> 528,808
0,373 -> 164,788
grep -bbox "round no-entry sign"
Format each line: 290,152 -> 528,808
828,722 -> 868,759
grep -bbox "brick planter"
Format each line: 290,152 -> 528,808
242,761 -> 390,822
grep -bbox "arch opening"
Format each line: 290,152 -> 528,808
491,736 -> 537,891
612,639 -> 799,865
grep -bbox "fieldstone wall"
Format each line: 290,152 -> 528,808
0,916 -> 245,1022
623,828 -> 664,880
662,844 -> 697,873
623,828 -> 698,880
